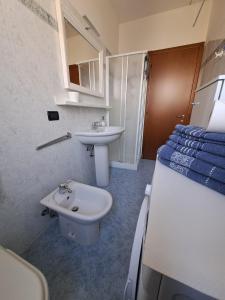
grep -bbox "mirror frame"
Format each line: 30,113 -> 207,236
56,0 -> 105,98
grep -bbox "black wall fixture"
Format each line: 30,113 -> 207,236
47,111 -> 59,121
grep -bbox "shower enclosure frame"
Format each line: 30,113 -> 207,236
106,51 -> 148,170
76,58 -> 99,92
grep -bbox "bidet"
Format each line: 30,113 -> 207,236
41,180 -> 113,245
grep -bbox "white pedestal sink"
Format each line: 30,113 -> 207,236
75,126 -> 124,187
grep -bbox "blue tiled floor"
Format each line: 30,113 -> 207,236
23,160 -> 155,300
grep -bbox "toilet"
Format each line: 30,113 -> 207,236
41,180 -> 113,245
0,246 -> 48,300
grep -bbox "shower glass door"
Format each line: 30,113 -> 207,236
107,53 -> 147,168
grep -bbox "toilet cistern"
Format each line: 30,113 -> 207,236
75,126 -> 124,187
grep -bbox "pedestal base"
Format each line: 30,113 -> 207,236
59,215 -> 100,245
94,145 -> 109,187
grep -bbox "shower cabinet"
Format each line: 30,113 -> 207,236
106,52 -> 148,170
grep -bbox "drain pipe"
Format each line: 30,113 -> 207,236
86,145 -> 94,157
41,208 -> 58,218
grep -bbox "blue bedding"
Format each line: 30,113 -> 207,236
158,125 -> 225,195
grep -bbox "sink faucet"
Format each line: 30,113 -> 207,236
58,183 -> 72,194
92,116 -> 106,130
92,121 -> 101,129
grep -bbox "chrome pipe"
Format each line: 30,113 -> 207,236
36,132 -> 72,150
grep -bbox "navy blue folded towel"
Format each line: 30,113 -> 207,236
158,125 -> 225,195
167,140 -> 225,169
175,124 -> 225,144
170,133 -> 225,157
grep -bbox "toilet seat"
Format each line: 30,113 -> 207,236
0,246 -> 48,300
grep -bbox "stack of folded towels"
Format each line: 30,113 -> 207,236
158,124 -> 225,195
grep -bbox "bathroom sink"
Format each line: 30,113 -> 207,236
75,126 -> 124,145
75,126 -> 124,187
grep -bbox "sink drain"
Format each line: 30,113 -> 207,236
71,206 -> 79,212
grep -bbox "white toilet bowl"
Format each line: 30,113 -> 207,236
0,246 -> 48,300
41,180 -> 113,245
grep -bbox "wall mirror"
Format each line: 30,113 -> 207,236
56,0 -> 105,97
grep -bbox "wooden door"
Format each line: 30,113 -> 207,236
69,64 -> 80,85
142,43 -> 204,160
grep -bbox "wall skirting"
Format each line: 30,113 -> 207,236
110,161 -> 138,171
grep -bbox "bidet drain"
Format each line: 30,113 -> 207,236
71,206 -> 79,212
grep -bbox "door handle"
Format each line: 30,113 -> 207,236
176,114 -> 185,118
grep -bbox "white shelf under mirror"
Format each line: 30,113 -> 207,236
56,101 -> 111,110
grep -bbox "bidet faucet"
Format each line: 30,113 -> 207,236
58,183 -> 72,194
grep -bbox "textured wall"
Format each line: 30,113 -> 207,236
0,0 -> 106,253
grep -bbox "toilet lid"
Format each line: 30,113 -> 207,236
0,247 -> 48,300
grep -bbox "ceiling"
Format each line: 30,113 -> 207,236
110,0 -> 202,23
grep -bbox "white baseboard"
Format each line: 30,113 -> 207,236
110,161 -> 138,170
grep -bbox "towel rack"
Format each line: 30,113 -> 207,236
36,132 -> 72,150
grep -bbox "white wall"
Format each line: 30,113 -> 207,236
200,0 -> 225,84
119,1 -> 212,53
71,0 -> 119,54
0,0 -> 106,254
67,35 -> 98,65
